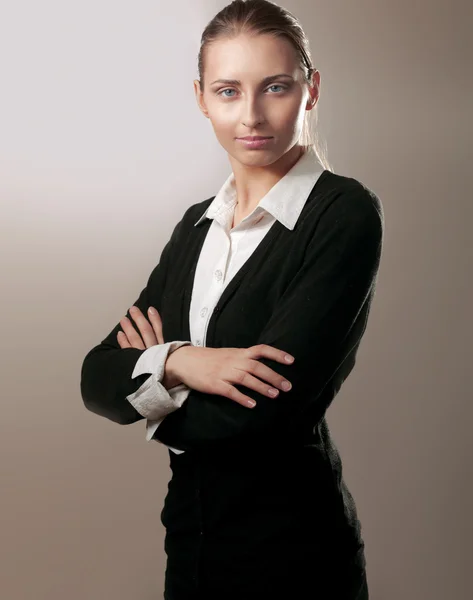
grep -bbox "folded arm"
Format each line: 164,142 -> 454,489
153,190 -> 384,452
80,210 -> 189,425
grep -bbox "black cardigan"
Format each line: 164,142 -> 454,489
80,169 -> 384,599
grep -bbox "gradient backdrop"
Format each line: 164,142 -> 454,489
0,1 -> 471,598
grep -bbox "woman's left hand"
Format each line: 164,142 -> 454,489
117,306 -> 164,350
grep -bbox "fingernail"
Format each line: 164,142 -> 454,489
148,307 -> 156,314
285,355 -> 294,362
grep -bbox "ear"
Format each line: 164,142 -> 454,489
306,69 -> 320,111
193,79 -> 209,118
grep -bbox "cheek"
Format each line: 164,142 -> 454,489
271,98 -> 304,125
277,104 -> 307,139
208,110 -> 238,136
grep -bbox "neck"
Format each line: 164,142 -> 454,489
230,144 -> 306,214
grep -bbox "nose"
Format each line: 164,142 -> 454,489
240,94 -> 265,129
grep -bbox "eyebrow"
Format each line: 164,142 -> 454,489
210,73 -> 295,86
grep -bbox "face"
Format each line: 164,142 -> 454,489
194,33 -> 319,167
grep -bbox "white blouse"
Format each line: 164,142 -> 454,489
125,146 -> 325,454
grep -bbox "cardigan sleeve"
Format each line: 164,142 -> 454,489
80,209 -> 189,425
153,189 -> 384,452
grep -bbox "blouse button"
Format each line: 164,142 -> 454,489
215,269 -> 223,281
200,307 -> 208,318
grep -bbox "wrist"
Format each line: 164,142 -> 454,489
162,345 -> 188,389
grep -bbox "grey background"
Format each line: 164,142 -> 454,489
0,1 -> 471,598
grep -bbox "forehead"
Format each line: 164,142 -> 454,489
204,34 -> 300,79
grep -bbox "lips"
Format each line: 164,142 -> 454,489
237,136 -> 273,141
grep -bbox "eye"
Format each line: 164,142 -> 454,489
217,84 -> 288,98
219,88 -> 236,98
267,84 -> 286,93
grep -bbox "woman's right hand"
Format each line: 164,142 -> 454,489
165,344 -> 295,408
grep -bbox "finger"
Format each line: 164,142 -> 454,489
147,306 -> 165,345
247,343 -> 295,365
117,331 -> 131,348
245,359 -> 292,392
215,380 -> 258,409
232,368 -> 282,398
120,316 -> 146,350
128,306 -> 159,348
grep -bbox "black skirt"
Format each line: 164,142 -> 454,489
160,440 -> 369,600
164,539 -> 368,599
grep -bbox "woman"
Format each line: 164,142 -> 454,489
80,1 -> 384,598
